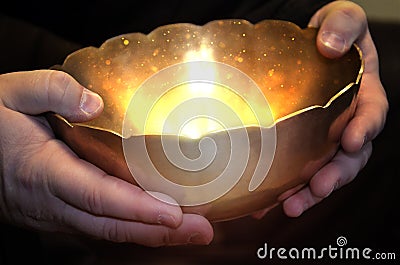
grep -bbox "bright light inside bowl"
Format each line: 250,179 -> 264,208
180,116 -> 224,139
48,19 -> 363,221
129,45 -> 262,139
144,81 -> 260,139
184,44 -> 215,62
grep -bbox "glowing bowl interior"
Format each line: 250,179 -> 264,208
47,19 -> 363,221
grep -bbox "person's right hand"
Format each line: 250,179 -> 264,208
0,70 -> 213,246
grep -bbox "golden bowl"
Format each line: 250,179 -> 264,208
47,19 -> 363,222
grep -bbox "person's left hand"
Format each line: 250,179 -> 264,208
253,0 -> 389,219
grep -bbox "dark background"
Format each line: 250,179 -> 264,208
0,1 -> 399,264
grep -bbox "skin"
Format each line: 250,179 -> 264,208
254,0 -> 388,219
0,0 -> 388,246
0,71 -> 213,246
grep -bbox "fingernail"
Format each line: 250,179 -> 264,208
325,185 -> 335,198
333,181 -> 340,191
321,31 -> 346,53
362,135 -> 368,146
301,202 -> 309,214
157,214 -> 178,227
80,88 -> 102,114
188,233 -> 208,245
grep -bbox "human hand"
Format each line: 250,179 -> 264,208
0,70 -> 213,246
253,0 -> 389,219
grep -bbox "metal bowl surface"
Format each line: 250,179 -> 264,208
47,19 -> 363,221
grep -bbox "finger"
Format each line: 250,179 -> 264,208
310,1 -> 380,75
308,1 -> 367,58
283,187 -> 320,218
341,75 -> 389,153
42,140 -> 183,228
310,142 -> 372,197
309,1 -> 389,152
283,142 -> 372,217
0,70 -> 103,122
64,205 -> 213,246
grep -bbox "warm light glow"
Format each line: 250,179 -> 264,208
144,82 -> 260,139
184,44 -> 214,62
180,117 -> 224,139
140,46 -> 262,139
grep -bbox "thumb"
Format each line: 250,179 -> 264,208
0,70 -> 103,122
308,1 -> 368,58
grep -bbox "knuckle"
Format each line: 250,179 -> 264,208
381,96 -> 389,116
161,229 -> 172,246
147,229 -> 172,247
82,187 -> 104,216
336,2 -> 367,27
99,221 -> 162,245
45,71 -> 75,109
101,221 -> 126,242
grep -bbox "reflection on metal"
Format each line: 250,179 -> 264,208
47,19 -> 363,222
